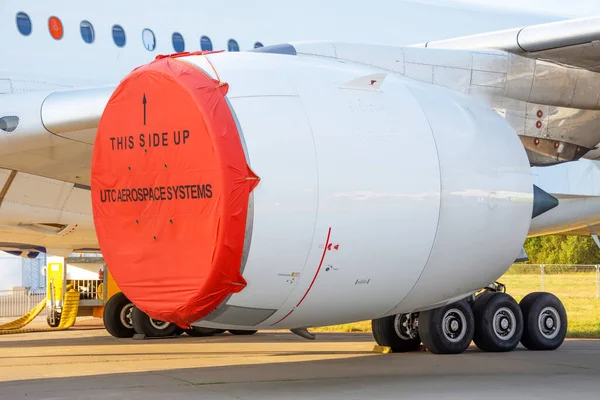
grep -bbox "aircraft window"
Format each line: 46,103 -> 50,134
48,16 -> 64,40
228,39 -> 239,52
254,42 -> 264,49
16,12 -> 32,36
142,28 -> 156,51
80,21 -> 95,44
172,32 -> 185,52
112,25 -> 126,47
200,36 -> 213,51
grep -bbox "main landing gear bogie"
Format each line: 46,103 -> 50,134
372,288 -> 568,355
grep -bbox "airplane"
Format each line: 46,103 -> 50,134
1,0 -> 599,354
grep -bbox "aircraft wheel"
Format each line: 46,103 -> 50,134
419,299 -> 474,355
228,329 -> 258,335
103,292 -> 135,338
46,311 -> 61,328
131,306 -> 178,338
186,327 -> 221,337
372,313 -> 421,352
519,292 -> 567,351
473,292 -> 523,352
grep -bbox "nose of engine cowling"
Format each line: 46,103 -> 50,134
91,55 -> 259,326
532,185 -> 559,218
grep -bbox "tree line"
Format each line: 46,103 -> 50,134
523,236 -> 600,265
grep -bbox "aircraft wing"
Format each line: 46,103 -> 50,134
410,16 -> 600,164
0,87 -> 110,255
0,86 -> 114,186
418,16 -> 600,72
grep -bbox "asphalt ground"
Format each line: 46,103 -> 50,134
1,322 -> 599,399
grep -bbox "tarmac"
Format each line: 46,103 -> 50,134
1,320 -> 599,399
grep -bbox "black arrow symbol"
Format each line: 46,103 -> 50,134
142,93 -> 147,125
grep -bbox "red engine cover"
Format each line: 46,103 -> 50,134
91,55 -> 258,326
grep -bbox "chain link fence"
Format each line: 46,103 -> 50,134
502,264 -> 600,299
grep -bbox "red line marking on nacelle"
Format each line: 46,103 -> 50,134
296,227 -> 331,307
269,227 -> 332,326
270,309 -> 294,326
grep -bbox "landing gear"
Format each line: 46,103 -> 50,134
472,292 -> 523,352
372,285 -> 568,355
413,288 -> 566,355
131,306 -> 178,338
103,292 -> 135,338
519,292 -> 567,351
418,299 -> 475,354
372,313 -> 421,352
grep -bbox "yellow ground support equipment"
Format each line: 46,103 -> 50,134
0,286 -> 80,335
0,255 -> 127,337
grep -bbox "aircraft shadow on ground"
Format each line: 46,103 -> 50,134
0,331 -> 375,349
0,351 -> 528,395
2,340 -> 599,400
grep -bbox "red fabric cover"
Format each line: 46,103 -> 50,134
91,56 -> 258,326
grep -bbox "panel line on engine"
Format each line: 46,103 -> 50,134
269,227 -> 332,326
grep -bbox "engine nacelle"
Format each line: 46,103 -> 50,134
91,51 -> 532,329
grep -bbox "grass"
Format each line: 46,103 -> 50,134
313,273 -> 600,338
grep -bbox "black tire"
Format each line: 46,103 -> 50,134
473,292 -> 523,352
473,290 -> 494,309
103,292 -> 135,338
372,314 -> 421,353
131,306 -> 178,337
228,329 -> 258,335
419,299 -> 474,355
46,311 -> 61,328
174,327 -> 186,336
186,327 -> 220,337
520,292 -> 567,351
214,329 -> 226,334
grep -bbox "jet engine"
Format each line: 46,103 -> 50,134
91,50 -> 533,330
